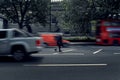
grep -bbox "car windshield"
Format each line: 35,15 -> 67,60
21,30 -> 33,37
0,0 -> 120,80
103,21 -> 120,26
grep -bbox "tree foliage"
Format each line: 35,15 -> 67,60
63,0 -> 91,35
63,0 -> 120,35
0,0 -> 49,32
94,0 -> 120,19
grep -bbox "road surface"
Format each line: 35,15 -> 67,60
0,45 -> 120,80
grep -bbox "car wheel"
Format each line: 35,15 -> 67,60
12,49 -> 26,61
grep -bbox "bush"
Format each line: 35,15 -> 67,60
63,36 -> 95,42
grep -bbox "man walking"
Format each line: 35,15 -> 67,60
55,34 -> 63,52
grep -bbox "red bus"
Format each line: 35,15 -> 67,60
96,19 -> 120,45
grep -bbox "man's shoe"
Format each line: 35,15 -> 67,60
54,49 -> 57,52
59,50 -> 62,52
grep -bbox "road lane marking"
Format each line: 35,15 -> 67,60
53,49 -> 75,54
53,53 -> 59,55
32,53 -> 84,56
62,49 -> 75,52
114,53 -> 120,55
53,53 -> 84,55
63,53 -> 84,55
32,54 -> 55,56
24,64 -> 107,67
93,49 -> 103,54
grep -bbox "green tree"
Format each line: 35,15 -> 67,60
63,0 -> 120,36
63,0 -> 91,36
0,0 -> 49,33
94,0 -> 120,19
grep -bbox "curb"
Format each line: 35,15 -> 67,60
70,42 -> 96,45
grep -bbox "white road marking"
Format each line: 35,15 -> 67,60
93,49 -> 103,54
62,49 -> 75,52
53,53 -> 59,55
52,49 -> 75,54
32,54 -> 54,56
32,53 -> 84,56
64,53 -> 84,55
114,53 -> 120,55
24,63 -> 107,67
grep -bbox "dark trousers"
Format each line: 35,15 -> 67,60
57,42 -> 62,52
58,45 -> 62,52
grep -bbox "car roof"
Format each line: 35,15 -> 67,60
0,28 -> 19,31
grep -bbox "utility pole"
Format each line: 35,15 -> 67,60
49,1 -> 52,32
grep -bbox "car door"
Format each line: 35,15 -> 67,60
0,31 -> 9,54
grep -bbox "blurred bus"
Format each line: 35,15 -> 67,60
96,19 -> 120,45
